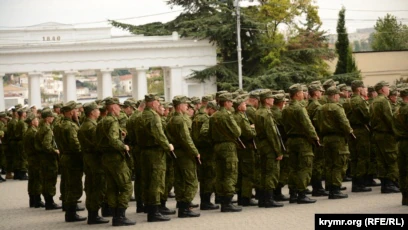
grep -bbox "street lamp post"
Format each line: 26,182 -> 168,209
235,0 -> 243,89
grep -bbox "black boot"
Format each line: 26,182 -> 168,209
257,190 -> 265,207
136,201 -> 145,213
214,195 -> 222,204
101,202 -> 112,217
297,190 -> 317,204
65,205 -> 87,222
365,174 -> 380,187
13,170 -> 20,180
19,171 -> 28,180
178,201 -> 200,218
45,195 -> 62,210
289,189 -> 298,204
200,193 -> 219,210
254,188 -> 261,200
352,177 -> 372,192
402,193 -> 408,206
264,191 -> 284,208
87,210 -> 109,225
329,186 -> 348,199
312,179 -> 329,197
237,191 -> 242,206
274,185 -> 290,201
159,200 -> 176,215
221,196 -> 242,212
34,195 -> 45,208
29,194 -> 35,208
189,201 -> 199,208
241,197 -> 258,206
112,208 -> 136,226
381,178 -> 400,193
147,205 -> 171,222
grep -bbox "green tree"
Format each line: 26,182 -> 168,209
371,14 -> 408,51
353,40 -> 361,51
334,7 -> 349,75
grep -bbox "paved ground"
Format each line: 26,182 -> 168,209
0,177 -> 406,230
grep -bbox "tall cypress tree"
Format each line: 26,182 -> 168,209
334,7 -> 348,75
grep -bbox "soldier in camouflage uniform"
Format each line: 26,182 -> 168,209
370,81 -> 400,193
319,79 -> 337,105
139,94 -> 173,222
0,112 -> 7,182
346,80 -> 372,193
283,84 -> 318,204
14,108 -> 28,180
393,88 -> 408,205
6,104 -> 22,179
95,97 -> 135,226
209,93 -> 242,212
58,101 -> 86,222
389,88 -> 400,114
306,84 -> 329,197
366,86 -> 380,187
233,96 -> 258,206
317,86 -> 353,199
24,114 -> 44,208
35,109 -> 62,210
166,96 -> 201,218
78,102 -> 109,225
255,90 -> 284,208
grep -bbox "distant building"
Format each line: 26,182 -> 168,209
119,74 -> 133,94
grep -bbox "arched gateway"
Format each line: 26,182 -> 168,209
0,22 -> 217,111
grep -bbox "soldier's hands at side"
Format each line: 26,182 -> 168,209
55,149 -> 60,155
276,155 -> 283,161
250,124 -> 255,128
169,144 -> 174,151
124,145 -> 130,152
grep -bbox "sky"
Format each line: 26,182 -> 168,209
0,0 -> 407,35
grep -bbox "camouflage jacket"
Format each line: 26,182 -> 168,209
283,100 -> 318,140
23,126 -> 37,156
317,99 -> 353,136
59,117 -> 81,154
393,101 -> 408,139
255,105 -> 282,156
166,112 -> 199,157
139,107 -> 170,151
34,121 -> 57,155
78,118 -> 97,154
95,114 -> 127,152
370,94 -> 394,134
209,107 -> 241,144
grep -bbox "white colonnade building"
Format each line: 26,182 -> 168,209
0,22 -> 217,111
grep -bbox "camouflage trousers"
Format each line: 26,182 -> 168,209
323,135 -> 349,188
368,134 -> 378,176
398,139 -> 408,193
287,137 -> 313,192
311,144 -> 325,183
141,148 -> 166,206
349,127 -> 370,178
174,150 -> 198,203
162,154 -> 174,201
28,156 -> 42,196
102,152 -> 133,208
132,146 -> 143,203
198,147 -> 216,195
373,132 -> 399,182
6,141 -> 16,172
14,140 -> 27,172
83,153 -> 106,211
258,139 -> 280,191
214,142 -> 238,197
60,154 -> 84,206
236,144 -> 255,198
278,154 -> 290,186
41,154 -> 59,197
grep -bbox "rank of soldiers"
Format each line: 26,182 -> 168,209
0,79 -> 407,227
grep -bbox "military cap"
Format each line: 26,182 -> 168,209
62,100 -> 81,111
273,93 -> 287,103
14,104 -> 23,110
158,97 -> 165,103
161,102 -> 171,109
302,85 -> 308,92
259,89 -> 274,100
25,114 -> 37,124
399,88 -> 408,97
17,108 -> 26,113
308,84 -> 324,92
288,84 -> 303,94
201,95 -> 213,102
145,94 -> 160,102
232,98 -> 246,108
236,93 -> 249,100
231,92 -> 239,99
277,89 -> 285,94
53,102 -> 63,109
190,96 -> 201,105
94,99 -> 102,105
325,86 -> 340,96
218,93 -> 233,102
235,88 -> 248,95
351,80 -> 364,89
0,112 -> 6,118
123,99 -> 136,109
206,101 -> 218,110
337,83 -> 348,91
322,79 -> 338,87
389,89 -> 398,96
103,97 -> 123,106
374,81 -> 389,92
172,95 -> 189,106
367,86 -> 375,93
310,80 -> 321,86
216,91 -> 229,100
83,102 -> 102,114
249,91 -> 260,100
41,109 -> 56,118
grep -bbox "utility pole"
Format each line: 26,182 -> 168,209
235,0 -> 243,89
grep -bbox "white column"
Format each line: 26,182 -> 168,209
0,74 -> 5,111
63,71 -> 77,102
28,72 -> 42,108
169,67 -> 183,100
100,70 -> 113,99
136,68 -> 148,100
96,71 -> 103,99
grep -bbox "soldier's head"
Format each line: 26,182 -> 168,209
103,97 -> 123,117
302,85 -> 309,99
53,102 -> 63,114
161,102 -> 171,117
273,93 -> 287,109
144,94 -> 160,111
399,88 -> 408,102
388,88 -> 398,103
259,89 -> 274,106
374,81 -> 390,96
247,91 -> 260,108
41,109 -> 56,124
25,114 -> 39,127
0,112 -> 8,122
308,84 -> 324,99
17,108 -> 27,119
122,99 -> 136,116
232,97 -> 247,113
351,80 -> 365,96
172,96 -> 189,113
367,86 -> 377,98
288,84 -> 304,101
190,96 -> 201,110
337,84 -> 349,98
83,102 -> 102,119
322,79 -> 338,91
326,86 -> 341,102
206,101 -> 218,115
217,93 -> 233,109
62,101 -> 81,119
